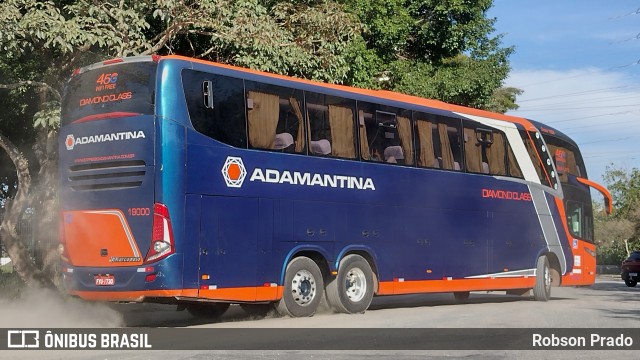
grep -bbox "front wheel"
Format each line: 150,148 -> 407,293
276,256 -> 324,317
533,256 -> 551,301
624,278 -> 638,287
325,254 -> 374,314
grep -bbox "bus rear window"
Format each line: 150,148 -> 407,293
61,62 -> 157,125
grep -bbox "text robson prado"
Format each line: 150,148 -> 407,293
532,333 -> 633,348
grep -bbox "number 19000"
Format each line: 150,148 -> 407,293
128,208 -> 150,216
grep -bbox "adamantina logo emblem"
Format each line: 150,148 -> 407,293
221,156 -> 247,188
65,134 -> 75,150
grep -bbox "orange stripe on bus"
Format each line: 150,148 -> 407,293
198,286 -> 282,302
376,277 -> 536,296
69,289 -> 195,302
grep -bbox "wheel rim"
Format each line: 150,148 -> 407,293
344,267 -> 367,303
291,269 -> 316,306
544,264 -> 551,291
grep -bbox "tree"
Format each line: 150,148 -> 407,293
596,165 -> 640,264
339,0 -> 519,112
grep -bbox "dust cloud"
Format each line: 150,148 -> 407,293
0,287 -> 123,328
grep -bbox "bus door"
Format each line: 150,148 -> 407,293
198,196 -> 260,299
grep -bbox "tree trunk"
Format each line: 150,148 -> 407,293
32,128 -> 61,284
0,133 -> 56,289
624,238 -> 631,258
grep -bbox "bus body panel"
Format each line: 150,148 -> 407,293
60,115 -> 155,270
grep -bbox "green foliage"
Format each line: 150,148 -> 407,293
340,0 -> 517,111
603,165 -> 640,220
596,165 -> 640,264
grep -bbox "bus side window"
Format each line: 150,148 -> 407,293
566,201 -> 583,238
463,125 -> 507,176
437,119 -> 463,171
415,116 -> 437,168
245,82 -> 305,153
357,103 -> 413,165
414,113 -> 461,171
305,92 -> 356,159
182,70 -> 247,148
520,130 -> 555,188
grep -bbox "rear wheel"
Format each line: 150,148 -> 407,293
624,278 -> 638,287
276,256 -> 324,317
533,256 -> 551,301
186,303 -> 230,318
326,254 -> 374,314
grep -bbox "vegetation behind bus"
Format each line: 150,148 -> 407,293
0,0 -> 523,289
596,166 -> 640,265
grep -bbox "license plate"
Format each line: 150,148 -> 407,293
94,275 -> 115,286
630,273 -> 638,278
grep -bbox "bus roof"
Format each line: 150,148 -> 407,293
162,55 -> 539,132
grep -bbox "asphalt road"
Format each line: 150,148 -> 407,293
4,276 -> 640,359
110,275 -> 639,329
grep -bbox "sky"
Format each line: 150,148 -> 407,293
488,0 -> 640,186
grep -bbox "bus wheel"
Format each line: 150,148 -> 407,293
453,291 -> 470,303
326,254 -> 374,314
533,256 -> 551,301
186,302 -> 230,318
624,278 -> 637,287
240,303 -> 273,318
276,256 -> 324,317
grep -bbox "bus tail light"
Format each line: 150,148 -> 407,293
144,203 -> 175,263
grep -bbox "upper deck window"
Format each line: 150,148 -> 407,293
61,62 -> 157,125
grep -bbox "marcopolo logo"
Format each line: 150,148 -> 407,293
65,131 -> 146,151
221,156 -> 247,188
220,156 -> 375,191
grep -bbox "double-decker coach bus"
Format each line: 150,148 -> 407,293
59,55 -> 612,318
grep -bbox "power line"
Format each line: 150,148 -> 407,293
515,103 -> 640,111
562,119 -> 640,132
532,111 -> 636,124
517,85 -> 634,103
578,136 -> 632,145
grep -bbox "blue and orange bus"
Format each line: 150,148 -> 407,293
59,55 -> 611,318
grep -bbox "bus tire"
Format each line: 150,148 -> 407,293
453,291 -> 470,303
325,254 -> 374,314
533,256 -> 551,301
186,302 -> 230,318
276,256 -> 324,317
624,278 -> 637,287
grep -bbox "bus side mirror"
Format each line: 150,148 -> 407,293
202,81 -> 214,109
576,177 -> 613,215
